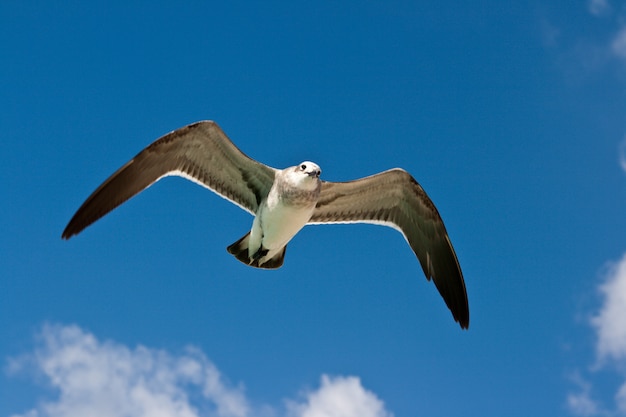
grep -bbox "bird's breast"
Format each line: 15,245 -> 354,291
257,197 -> 316,251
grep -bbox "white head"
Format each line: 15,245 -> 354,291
283,161 -> 322,190
296,161 -> 321,178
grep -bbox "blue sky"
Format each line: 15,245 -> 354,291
2,1 -> 626,416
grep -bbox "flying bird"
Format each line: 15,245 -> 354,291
62,121 -> 469,329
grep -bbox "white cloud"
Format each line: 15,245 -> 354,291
591,253 -> 626,362
287,375 -> 392,417
9,323 -> 249,417
611,27 -> 626,60
566,253 -> 626,416
7,324 -> 393,417
588,0 -> 611,16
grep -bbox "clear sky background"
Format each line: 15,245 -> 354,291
2,1 -> 626,416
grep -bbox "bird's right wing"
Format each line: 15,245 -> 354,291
62,121 -> 276,239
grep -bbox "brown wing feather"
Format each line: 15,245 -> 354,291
62,121 -> 276,239
309,169 -> 469,329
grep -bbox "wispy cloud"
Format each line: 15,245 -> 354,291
541,1 -> 626,80
611,27 -> 626,61
6,324 -> 393,417
539,17 -> 561,48
567,253 -> 626,415
566,372 -> 602,416
588,0 -> 611,16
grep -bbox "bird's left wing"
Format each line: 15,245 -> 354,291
308,168 -> 469,329
62,121 -> 276,239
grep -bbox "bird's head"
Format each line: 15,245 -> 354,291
283,161 -> 322,191
296,161 -> 321,178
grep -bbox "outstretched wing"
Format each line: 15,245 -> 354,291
309,168 -> 469,329
62,121 -> 276,239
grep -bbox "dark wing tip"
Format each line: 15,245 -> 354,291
61,228 -> 74,240
456,283 -> 470,329
61,208 -> 88,240
61,206 -> 104,240
432,278 -> 469,329
433,272 -> 469,330
61,216 -> 85,240
430,242 -> 469,330
456,307 -> 470,330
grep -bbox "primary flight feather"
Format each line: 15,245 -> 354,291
63,121 -> 469,329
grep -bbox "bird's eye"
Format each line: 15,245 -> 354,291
316,170 -> 321,177
300,164 -> 307,170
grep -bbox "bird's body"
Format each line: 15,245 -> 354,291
229,162 -> 322,268
63,121 -> 469,328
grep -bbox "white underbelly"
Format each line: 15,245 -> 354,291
258,202 -> 315,250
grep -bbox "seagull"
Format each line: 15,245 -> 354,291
62,121 -> 469,329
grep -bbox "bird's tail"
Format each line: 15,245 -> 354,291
226,232 -> 287,269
